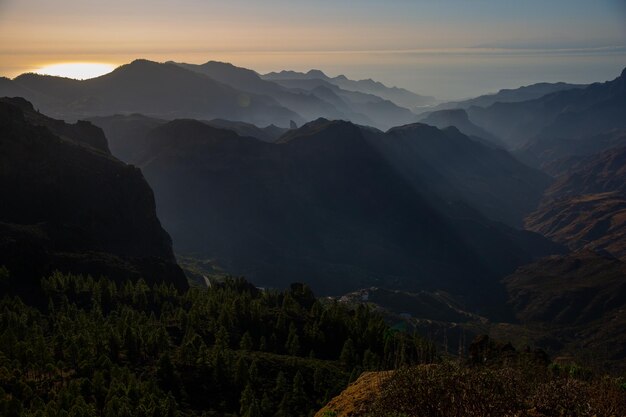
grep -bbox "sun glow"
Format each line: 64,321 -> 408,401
33,63 -> 117,80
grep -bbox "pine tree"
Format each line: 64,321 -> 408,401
239,383 -> 254,416
340,338 -> 356,369
240,331 -> 254,351
285,323 -> 300,356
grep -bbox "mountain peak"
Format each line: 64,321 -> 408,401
128,58 -> 159,67
306,69 -> 328,79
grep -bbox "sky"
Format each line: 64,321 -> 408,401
0,0 -> 625,99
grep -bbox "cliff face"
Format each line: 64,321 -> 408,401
0,98 -> 187,293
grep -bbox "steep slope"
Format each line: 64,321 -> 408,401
1,60 -> 302,127
544,146 -> 626,198
377,123 -> 551,227
467,68 -> 626,149
521,129 -> 626,174
133,118 -> 559,315
526,193 -> 626,260
0,98 -> 187,293
314,371 -> 393,417
525,146 -> 626,259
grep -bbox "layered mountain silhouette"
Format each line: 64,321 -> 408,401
426,81 -> 586,113
263,69 -> 437,109
260,71 -> 421,129
88,114 -> 288,163
0,60 -> 302,127
101,116 -> 561,315
0,98 -> 187,294
466,68 -> 626,149
0,60 -> 437,131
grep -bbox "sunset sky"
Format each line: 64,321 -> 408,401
1,0 -> 625,99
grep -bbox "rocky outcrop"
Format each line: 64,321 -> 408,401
0,98 -> 187,295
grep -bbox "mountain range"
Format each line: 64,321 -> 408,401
89,115 -> 562,317
465,68 -> 626,150
0,60 -> 439,132
263,69 -> 437,110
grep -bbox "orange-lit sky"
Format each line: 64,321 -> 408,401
1,0 -> 625,99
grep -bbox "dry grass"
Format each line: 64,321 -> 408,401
363,363 -> 626,417
314,371 -> 394,417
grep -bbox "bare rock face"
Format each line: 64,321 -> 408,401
0,97 -> 187,296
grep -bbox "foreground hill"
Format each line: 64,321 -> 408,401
318,359 -> 626,417
0,60 -> 302,127
124,117 -> 558,313
0,98 -> 187,293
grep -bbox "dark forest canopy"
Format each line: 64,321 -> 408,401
0,269 -> 433,417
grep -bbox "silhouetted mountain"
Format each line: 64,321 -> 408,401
426,81 -> 585,113
128,117 -> 559,315
263,77 -> 417,130
7,96 -> 110,153
0,60 -> 303,127
419,108 -> 504,148
263,69 -> 437,109
87,114 -> 165,163
181,62 -> 415,129
204,118 -> 288,142
0,98 -> 187,295
174,61 -> 350,123
467,68 -> 626,149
